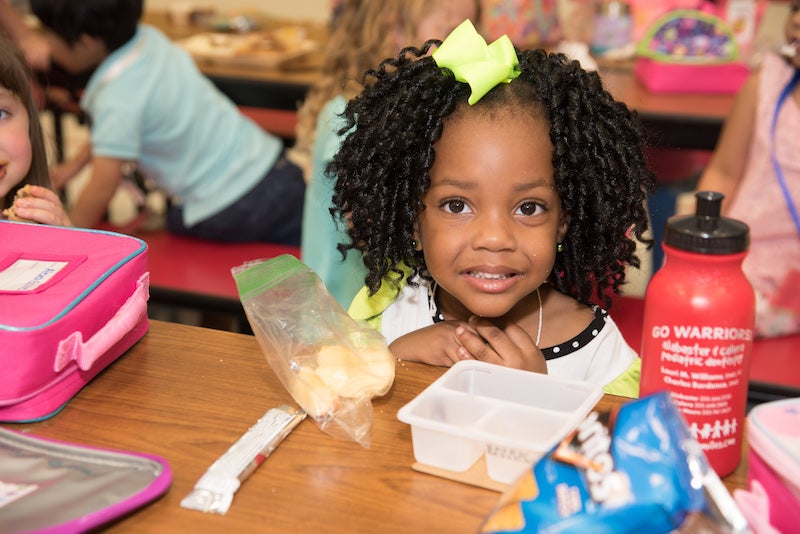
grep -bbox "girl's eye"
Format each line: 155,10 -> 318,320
0,109 -> 9,120
516,201 -> 544,216
441,198 -> 471,214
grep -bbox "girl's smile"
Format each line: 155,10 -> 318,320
462,265 -> 521,293
416,105 -> 567,322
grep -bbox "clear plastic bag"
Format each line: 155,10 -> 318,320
232,255 -> 395,448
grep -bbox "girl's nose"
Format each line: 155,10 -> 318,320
471,212 -> 517,251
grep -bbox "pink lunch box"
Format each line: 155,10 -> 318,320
634,57 -> 750,95
0,221 -> 149,422
734,397 -> 800,533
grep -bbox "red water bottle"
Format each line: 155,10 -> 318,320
640,191 -> 755,477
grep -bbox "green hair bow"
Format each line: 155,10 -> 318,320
432,19 -> 520,105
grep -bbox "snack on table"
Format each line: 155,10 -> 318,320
233,254 -> 396,447
2,185 -> 35,223
289,340 -> 395,419
481,392 -> 750,533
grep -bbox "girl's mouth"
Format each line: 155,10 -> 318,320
470,271 -> 513,280
464,269 -> 520,293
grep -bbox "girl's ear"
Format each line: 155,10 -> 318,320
411,225 -> 422,252
557,214 -> 569,244
412,222 -> 423,251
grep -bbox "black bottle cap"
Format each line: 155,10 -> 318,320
663,191 -> 750,254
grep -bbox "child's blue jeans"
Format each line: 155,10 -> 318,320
166,153 -> 305,246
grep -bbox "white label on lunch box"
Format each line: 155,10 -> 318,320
0,259 -> 68,291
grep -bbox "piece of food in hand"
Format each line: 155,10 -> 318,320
2,185 -> 35,223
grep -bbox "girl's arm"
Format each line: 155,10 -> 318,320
389,321 -> 473,367
68,155 -> 126,228
50,142 -> 92,189
389,319 -> 548,373
0,0 -> 50,70
694,70 -> 761,210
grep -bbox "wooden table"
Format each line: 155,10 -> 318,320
600,65 -> 733,151
142,10 -> 324,112
6,320 -> 748,532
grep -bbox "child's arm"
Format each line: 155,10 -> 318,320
389,319 -> 547,373
694,70 -> 760,209
68,155 -> 127,228
389,321 -> 476,367
0,0 -> 50,70
50,142 -> 92,189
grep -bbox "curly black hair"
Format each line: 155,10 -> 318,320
328,42 -> 655,308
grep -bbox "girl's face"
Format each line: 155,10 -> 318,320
787,0 -> 800,67
415,108 -> 567,321
0,87 -> 32,200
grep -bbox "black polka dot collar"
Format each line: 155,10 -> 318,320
429,284 -> 607,361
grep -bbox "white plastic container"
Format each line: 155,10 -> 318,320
397,360 -> 603,484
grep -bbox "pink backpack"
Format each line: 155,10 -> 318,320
0,221 -> 149,422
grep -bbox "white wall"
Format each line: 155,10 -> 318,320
146,0 -> 331,23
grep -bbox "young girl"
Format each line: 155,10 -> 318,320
329,20 -> 654,397
293,0 -> 478,307
0,36 -> 70,226
692,0 -> 800,338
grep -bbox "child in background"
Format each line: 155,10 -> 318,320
0,0 -> 50,70
0,36 -> 70,226
691,0 -> 800,337
293,0 -> 478,307
330,21 -> 655,397
31,0 -> 305,245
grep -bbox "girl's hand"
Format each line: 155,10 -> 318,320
11,185 -> 73,227
456,316 -> 548,374
389,321 -> 477,367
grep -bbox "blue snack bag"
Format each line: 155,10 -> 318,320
481,392 -> 750,533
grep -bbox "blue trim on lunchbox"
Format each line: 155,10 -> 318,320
0,399 -> 68,423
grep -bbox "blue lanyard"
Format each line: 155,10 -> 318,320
770,68 -> 800,236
